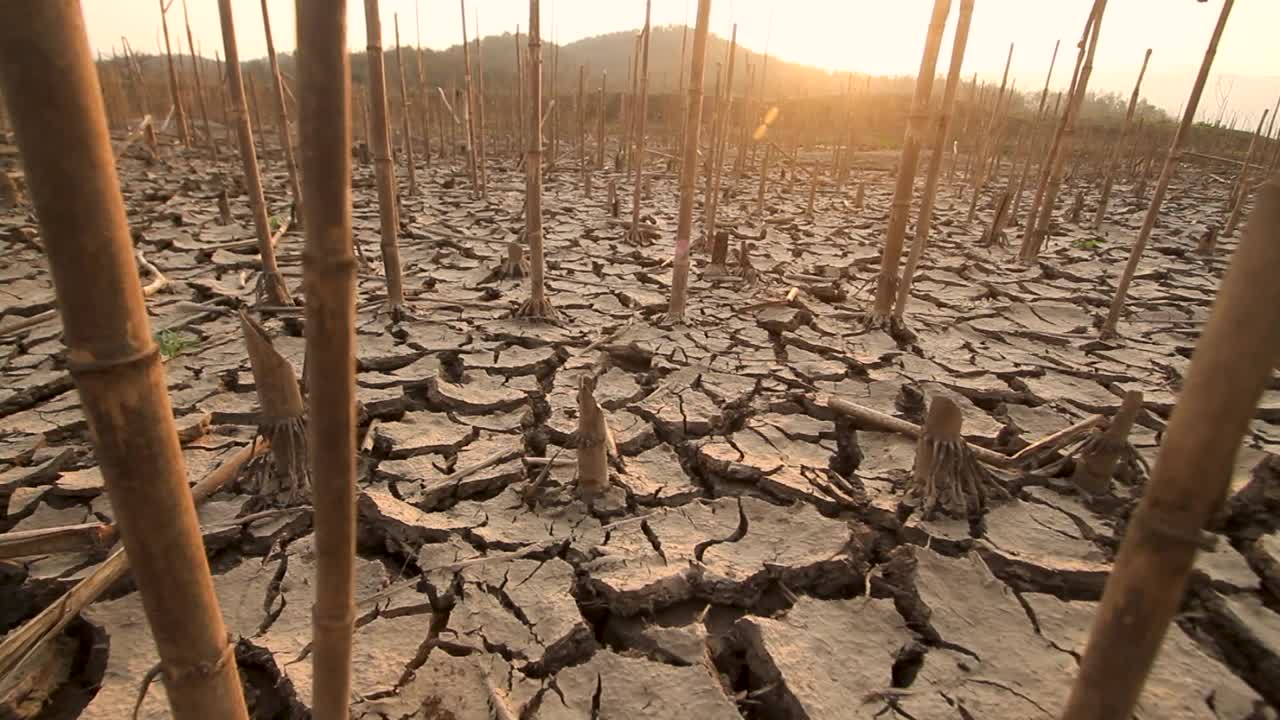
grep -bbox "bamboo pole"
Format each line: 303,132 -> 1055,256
1020,0 -> 1105,260
597,71 -> 608,169
869,0 -> 951,322
1094,48 -> 1152,229
665,0 -> 712,324
219,0 -> 292,306
894,0 -> 974,319
460,0 -> 480,195
247,71 -> 268,156
364,0 -> 405,317
296,0 -> 357,715
394,14 -> 418,197
578,64 -> 587,189
1103,0 -> 1234,338
475,18 -> 488,195
180,0 -> 216,159
964,42 -> 1013,226
414,2 -> 431,168
215,50 -> 234,150
516,0 -> 556,320
627,1 -> 653,242
0,3 -> 246,716
704,25 -> 737,260
1064,174 -> 1279,720
261,0 -> 303,216
1223,108 -> 1268,237
158,0 -> 190,147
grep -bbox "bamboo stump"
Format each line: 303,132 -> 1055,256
908,396 -> 1009,519
496,240 -> 530,280
576,375 -> 610,501
1197,225 -> 1219,256
1072,390 -> 1143,495
239,311 -> 310,507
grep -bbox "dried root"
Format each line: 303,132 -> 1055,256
255,270 -> 293,307
907,396 -> 1009,519
494,241 -> 530,280
239,310 -> 310,507
514,294 -> 559,322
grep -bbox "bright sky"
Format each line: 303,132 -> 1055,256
84,0 -> 1280,125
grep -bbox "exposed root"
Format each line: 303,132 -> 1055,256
255,270 -> 293,307
907,396 -> 1009,519
244,418 -> 311,508
514,295 -> 560,322
493,240 -> 530,281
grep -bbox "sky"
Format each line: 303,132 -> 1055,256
84,0 -> 1280,127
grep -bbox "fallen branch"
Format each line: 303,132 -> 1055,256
0,439 -> 265,682
828,397 -> 1014,469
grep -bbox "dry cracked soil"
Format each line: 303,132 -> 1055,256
2,137 -> 1280,720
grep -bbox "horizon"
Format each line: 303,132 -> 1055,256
84,0 -> 1280,128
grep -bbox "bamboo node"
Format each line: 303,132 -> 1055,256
162,634 -> 236,685
1129,506 -> 1218,551
66,343 -> 160,376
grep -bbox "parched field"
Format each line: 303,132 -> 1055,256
2,140 -> 1278,719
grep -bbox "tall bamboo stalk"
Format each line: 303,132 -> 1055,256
1065,175 -> 1277,720
475,18 -> 489,195
869,0 -> 952,321
261,0 -> 303,215
1093,48 -> 1152,229
158,0 -> 190,147
894,0 -> 974,319
1223,108 -> 1268,236
578,64 -> 587,188
460,0 -> 480,195
628,0 -> 653,242
180,0 -> 216,159
394,14 -> 418,197
219,0 -> 291,306
704,25 -> 737,260
1019,0 -> 1105,260
364,0 -> 405,316
964,42 -> 1012,225
1103,0 -> 1234,338
597,71 -> 607,169
296,0 -> 357,716
516,0 -> 556,320
0,3 -> 246,717
666,0 -> 713,324
415,2 -> 431,168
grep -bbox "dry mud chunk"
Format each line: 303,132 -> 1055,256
359,487 -> 478,552
531,649 -> 739,720
584,498 -> 742,616
700,496 -> 863,604
434,558 -> 593,670
443,486 -> 605,552
1024,593 -> 1268,719
355,652 -> 531,719
623,442 -> 701,505
1021,371 -> 1121,414
880,547 -> 1078,719
979,500 -> 1111,598
372,410 -> 477,458
736,597 -> 912,719
428,372 -> 528,413
80,557 -> 282,719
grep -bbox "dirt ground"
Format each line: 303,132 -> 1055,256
2,139 -> 1279,719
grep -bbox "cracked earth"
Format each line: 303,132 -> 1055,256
2,139 -> 1280,719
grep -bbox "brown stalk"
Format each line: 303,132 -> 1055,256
0,3 -> 245,715
597,70 -> 608,170
295,0 -> 359,715
703,25 -> 738,256
260,0 -> 304,217
364,0 -> 406,318
665,0 -> 713,324
180,0 -> 216,159
964,42 -> 1013,226
414,3 -> 432,168
1094,49 -> 1152,229
239,311 -> 309,506
893,0 -> 973,320
394,14 -> 418,198
1020,0 -> 1106,261
1103,0 -> 1234,338
627,1 -> 653,243
908,395 -> 1008,520
1071,391 -> 1143,495
578,64 -> 587,190
475,19 -> 489,195
460,0 -> 480,195
157,0 -> 190,147
869,0 -> 951,322
1223,108 -> 1268,237
1063,174 -> 1279,720
515,0 -> 557,321
219,0 -> 292,307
